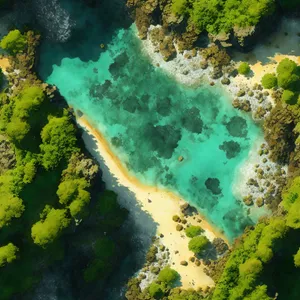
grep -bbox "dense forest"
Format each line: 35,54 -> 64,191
0,28 -> 131,299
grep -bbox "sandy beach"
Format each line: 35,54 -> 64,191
77,116 -> 228,290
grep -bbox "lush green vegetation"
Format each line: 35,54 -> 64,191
0,243 -> 18,267
185,225 -> 204,238
260,58 -> 300,106
0,30 -> 130,299
188,235 -> 210,254
0,30 -> 27,55
237,62 -> 251,75
157,266 -> 179,286
171,0 -> 276,34
261,73 -> 277,89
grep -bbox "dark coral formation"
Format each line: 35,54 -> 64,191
144,124 -> 182,159
225,116 -> 248,138
181,107 -> 203,134
219,141 -> 241,159
205,178 -> 222,195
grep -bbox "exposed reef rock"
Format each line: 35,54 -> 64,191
0,135 -> 16,175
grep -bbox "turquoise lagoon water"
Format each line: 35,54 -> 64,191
39,20 -> 261,241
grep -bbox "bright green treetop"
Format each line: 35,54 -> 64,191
40,116 -> 79,170
188,235 -> 209,254
294,248 -> 300,268
261,73 -> 277,89
282,90 -> 297,105
157,266 -> 179,286
185,225 -> 204,238
0,30 -> 27,55
0,243 -> 18,267
148,282 -> 164,299
31,207 -> 71,247
238,62 -> 251,75
0,192 -> 24,228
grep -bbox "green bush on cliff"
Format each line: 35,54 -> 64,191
261,73 -> 277,89
238,62 -> 251,75
0,30 -> 27,55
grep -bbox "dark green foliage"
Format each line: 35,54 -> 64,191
261,73 -> 277,89
0,30 -> 27,55
83,237 -> 116,282
188,235 -> 209,254
96,190 -> 128,229
185,225 -> 204,238
282,90 -> 297,105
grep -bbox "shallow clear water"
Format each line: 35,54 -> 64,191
39,2 -> 261,241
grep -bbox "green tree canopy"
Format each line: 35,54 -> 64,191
239,258 -> 263,278
40,116 -> 79,170
261,73 -> 277,89
0,243 -> 18,267
188,235 -> 209,254
0,30 -> 26,55
294,248 -> 300,268
0,192 -> 24,228
157,266 -> 179,286
282,90 -> 297,105
148,282 -> 164,299
185,225 -> 204,238
238,62 -> 251,75
31,207 -> 71,247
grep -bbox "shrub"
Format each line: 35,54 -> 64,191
282,90 -> 297,105
157,266 -> 179,285
0,243 -> 18,267
238,62 -> 251,75
294,248 -> 300,268
261,73 -> 277,89
0,30 -> 27,55
188,235 -> 209,254
31,208 -> 71,247
185,225 -> 204,238
148,282 -> 164,299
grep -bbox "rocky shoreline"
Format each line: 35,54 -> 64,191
139,23 -> 291,212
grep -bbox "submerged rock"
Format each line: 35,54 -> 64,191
219,140 -> 241,159
225,116 -> 248,138
205,178 -> 222,195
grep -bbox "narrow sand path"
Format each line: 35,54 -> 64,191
77,116 -> 228,290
